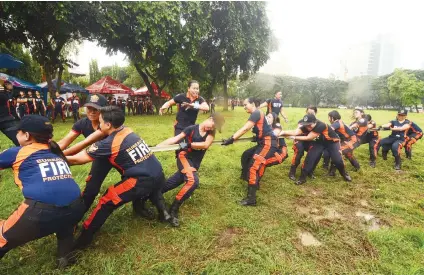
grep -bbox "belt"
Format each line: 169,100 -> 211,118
24,197 -> 83,210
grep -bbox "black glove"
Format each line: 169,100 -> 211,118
179,141 -> 191,150
251,136 -> 258,142
221,136 -> 235,146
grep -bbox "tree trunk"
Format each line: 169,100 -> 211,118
56,66 -> 64,94
223,75 -> 228,111
415,104 -> 419,113
45,65 -> 55,100
133,63 -> 161,114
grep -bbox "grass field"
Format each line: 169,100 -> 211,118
1,107 -> 424,275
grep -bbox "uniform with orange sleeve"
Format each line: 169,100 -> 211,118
0,115 -> 84,267
68,106 -> 170,249
324,111 -> 360,173
349,109 -> 379,167
404,121 -> 422,159
222,101 -> 283,206
158,113 -> 225,227
281,114 -> 352,185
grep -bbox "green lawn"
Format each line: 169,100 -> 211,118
1,107 -> 424,275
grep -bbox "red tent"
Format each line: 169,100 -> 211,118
132,82 -> 171,99
86,76 -> 132,94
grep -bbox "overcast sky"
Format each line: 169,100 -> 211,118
73,0 -> 424,78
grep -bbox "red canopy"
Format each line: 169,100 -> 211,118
132,82 -> 171,99
86,76 -> 132,94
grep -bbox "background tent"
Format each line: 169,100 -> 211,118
132,82 -> 171,99
37,79 -> 88,94
0,72 -> 42,99
86,76 -> 132,94
0,53 -> 23,69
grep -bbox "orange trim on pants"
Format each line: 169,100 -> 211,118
291,143 -> 299,165
249,138 -> 271,185
0,203 -> 29,248
266,146 -> 287,165
175,151 -> 197,201
83,178 -> 137,229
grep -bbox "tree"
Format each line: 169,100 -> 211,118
94,2 -> 209,112
198,2 -> 272,110
388,69 -> 424,112
123,65 -> 143,89
89,59 -> 101,84
100,64 -> 128,83
0,2 -> 99,97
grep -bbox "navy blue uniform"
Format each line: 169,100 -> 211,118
0,143 -> 84,259
34,96 -> 45,116
71,117 -> 113,210
405,121 -> 422,158
351,118 -> 379,162
172,93 -> 206,135
240,110 -> 282,186
26,95 -> 35,114
299,121 -> 348,179
163,125 -> 213,203
265,98 -> 283,116
81,127 -> 165,234
71,96 -> 80,122
324,120 -> 360,170
127,97 -> 135,115
0,91 -> 19,145
52,96 -> 65,122
379,119 -> 410,158
17,95 -> 28,119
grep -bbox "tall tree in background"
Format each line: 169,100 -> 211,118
89,59 -> 101,84
388,69 -> 424,112
0,2 -> 98,97
199,2 -> 272,110
94,2 -> 209,112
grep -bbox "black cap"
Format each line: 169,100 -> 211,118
300,114 -> 317,125
84,94 -> 108,109
398,108 -> 408,115
211,112 -> 225,133
17,115 -> 53,134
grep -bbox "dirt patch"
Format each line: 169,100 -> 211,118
359,200 -> 369,207
356,211 -> 388,232
217,227 -> 241,247
296,206 -> 343,222
298,231 -> 322,247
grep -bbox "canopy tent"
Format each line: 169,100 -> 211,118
0,54 -> 24,69
86,76 -> 132,94
132,82 -> 171,99
37,79 -> 88,94
0,72 -> 44,101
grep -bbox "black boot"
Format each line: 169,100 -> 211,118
296,170 -> 308,185
169,200 -> 183,227
73,228 -> 94,251
405,150 -> 411,160
132,198 -> 156,220
150,195 -> 171,223
327,165 -> 336,177
288,165 -> 297,181
369,160 -> 376,168
240,185 -> 257,206
56,235 -> 75,269
394,156 -> 401,170
382,150 -> 388,160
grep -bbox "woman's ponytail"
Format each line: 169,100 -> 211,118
48,140 -> 69,165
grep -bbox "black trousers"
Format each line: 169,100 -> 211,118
358,134 -> 379,161
82,174 -> 166,234
0,119 -> 19,146
240,137 -> 282,187
72,106 -> 80,122
82,158 -> 113,211
0,198 -> 85,259
18,106 -> 26,119
127,104 -> 135,115
52,107 -> 65,122
291,140 -> 312,168
379,137 -> 404,157
323,137 -> 360,169
303,142 -> 346,176
162,151 -> 200,203
35,104 -> 45,116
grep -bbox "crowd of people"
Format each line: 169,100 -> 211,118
0,80 -> 422,269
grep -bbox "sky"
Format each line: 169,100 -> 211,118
72,0 -> 424,79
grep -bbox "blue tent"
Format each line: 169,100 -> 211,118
37,79 -> 88,94
0,54 -> 24,69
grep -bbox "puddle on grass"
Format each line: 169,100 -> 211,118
356,211 -> 386,231
298,231 -> 322,247
296,206 -> 343,221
